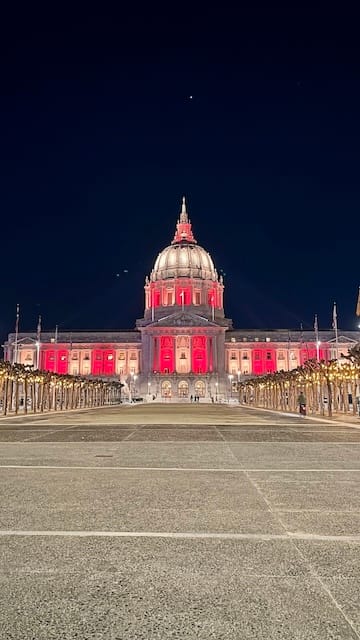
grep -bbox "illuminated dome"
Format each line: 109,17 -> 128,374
150,198 -> 218,282
152,243 -> 217,281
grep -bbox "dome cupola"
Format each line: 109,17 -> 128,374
150,197 -> 217,282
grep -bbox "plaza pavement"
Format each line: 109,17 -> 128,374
0,403 -> 360,639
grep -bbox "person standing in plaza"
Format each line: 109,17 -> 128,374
297,391 -> 306,416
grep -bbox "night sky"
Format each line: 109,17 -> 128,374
1,6 -> 360,343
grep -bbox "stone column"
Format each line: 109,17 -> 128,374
140,332 -> 150,375
217,333 -> 225,376
153,336 -> 159,372
212,334 -> 218,372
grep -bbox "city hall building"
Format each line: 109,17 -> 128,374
4,198 -> 359,400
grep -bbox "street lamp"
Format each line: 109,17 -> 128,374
215,381 -> 218,402
316,340 -> 321,361
129,372 -> 134,403
35,341 -> 41,370
228,374 -> 233,402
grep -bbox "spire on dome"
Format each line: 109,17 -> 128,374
179,196 -> 188,223
172,196 -> 196,244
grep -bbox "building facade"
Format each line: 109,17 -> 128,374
4,198 -> 360,400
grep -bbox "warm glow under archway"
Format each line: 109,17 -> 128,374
178,380 -> 189,397
161,380 -> 172,398
194,380 -> 206,397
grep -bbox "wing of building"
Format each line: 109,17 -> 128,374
4,197 -> 360,400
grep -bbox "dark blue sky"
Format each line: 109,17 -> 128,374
1,5 -> 360,341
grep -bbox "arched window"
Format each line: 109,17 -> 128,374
161,380 -> 172,398
194,380 -> 206,398
178,380 -> 189,398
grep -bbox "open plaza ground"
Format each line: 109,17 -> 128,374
0,403 -> 360,639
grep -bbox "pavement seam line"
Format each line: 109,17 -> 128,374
0,530 -> 359,541
24,422 -> 98,442
213,424 -> 246,468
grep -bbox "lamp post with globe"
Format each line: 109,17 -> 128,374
228,374 -> 233,402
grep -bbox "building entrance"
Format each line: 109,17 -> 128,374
161,380 -> 172,398
194,379 -> 206,398
178,380 -> 189,398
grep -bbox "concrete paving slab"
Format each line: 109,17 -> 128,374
248,470 -> 360,482
0,442 -> 241,468
0,430 -> 57,441
0,468 -> 273,532
295,540 -> 360,577
0,537 -> 357,640
323,578 -> 360,637
255,478 -> 360,512
279,511 -> 360,536
222,429 -> 360,442
33,428 -> 137,442
127,428 -> 223,441
229,442 -> 360,469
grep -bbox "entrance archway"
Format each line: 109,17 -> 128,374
194,379 -> 206,398
178,380 -> 189,398
161,380 -> 172,398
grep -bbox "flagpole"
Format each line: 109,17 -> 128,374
13,303 -> 20,364
180,291 -> 184,313
314,314 -> 320,361
151,287 -> 154,322
287,330 -> 291,371
36,315 -> 41,370
333,302 -> 339,359
54,325 -> 58,373
211,295 -> 215,322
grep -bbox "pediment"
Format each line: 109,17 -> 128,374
327,335 -> 358,344
17,337 -> 36,346
154,311 -> 216,327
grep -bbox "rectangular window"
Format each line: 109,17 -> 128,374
230,352 -> 237,360
255,352 -> 260,360
266,352 -> 272,360
278,351 -> 284,360
242,352 -> 248,360
167,291 -> 172,305
195,291 -> 201,305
